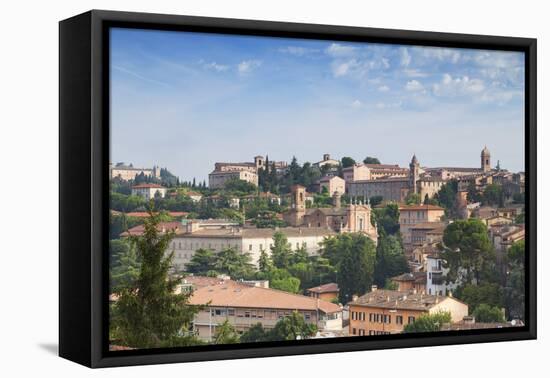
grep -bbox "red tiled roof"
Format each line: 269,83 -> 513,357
189,281 -> 341,314
307,283 -> 339,294
121,221 -> 183,236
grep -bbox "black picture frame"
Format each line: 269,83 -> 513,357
59,9 -> 537,368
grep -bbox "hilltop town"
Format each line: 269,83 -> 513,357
109,147 -> 525,347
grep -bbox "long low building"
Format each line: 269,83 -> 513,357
170,226 -> 336,271
123,220 -> 336,271
188,279 -> 342,341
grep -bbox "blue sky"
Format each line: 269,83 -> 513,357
110,28 -> 525,182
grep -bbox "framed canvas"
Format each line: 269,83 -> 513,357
59,10 -> 536,368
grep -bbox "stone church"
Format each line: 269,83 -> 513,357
283,185 -> 378,244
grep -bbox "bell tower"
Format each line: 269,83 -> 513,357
481,146 -> 491,172
409,154 -> 420,195
283,185 -> 306,226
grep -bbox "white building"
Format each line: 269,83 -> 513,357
131,183 -> 167,200
169,226 -> 336,271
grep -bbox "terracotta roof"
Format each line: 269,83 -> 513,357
410,222 -> 446,232
182,275 -> 231,289
122,221 -> 183,236
349,289 -> 465,311
351,177 -> 409,184
132,183 -> 165,189
399,204 -> 444,211
189,281 -> 342,314
391,272 -> 426,283
307,283 -> 339,294
364,164 -> 402,169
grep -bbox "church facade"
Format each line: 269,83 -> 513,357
283,185 -> 378,244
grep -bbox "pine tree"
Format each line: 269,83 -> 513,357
110,205 -> 202,348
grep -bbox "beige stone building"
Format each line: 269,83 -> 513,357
342,164 -> 370,183
348,287 -> 468,336
313,153 -> 340,169
399,204 -> 445,255
318,175 -> 346,196
208,155 -> 286,189
283,185 -> 378,243
110,163 -> 161,181
347,155 -> 443,203
188,279 -> 342,341
306,283 -> 340,303
208,169 -> 258,189
131,183 -> 167,200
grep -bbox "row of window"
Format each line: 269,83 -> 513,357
172,241 -> 309,253
351,328 -> 391,336
209,308 -> 313,321
350,311 -> 415,325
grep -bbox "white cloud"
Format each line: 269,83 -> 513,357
422,47 -> 462,63
403,68 -> 428,78
331,59 -> 360,77
401,48 -> 411,67
203,61 -> 229,72
351,99 -> 363,108
325,43 -> 357,57
378,85 -> 390,92
405,79 -> 424,92
433,74 -> 485,96
237,60 -> 262,75
279,46 -> 318,56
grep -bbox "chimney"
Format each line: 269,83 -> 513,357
371,285 -> 378,292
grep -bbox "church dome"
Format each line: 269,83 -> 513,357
481,146 -> 490,156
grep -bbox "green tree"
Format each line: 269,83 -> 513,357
374,233 -> 409,287
483,184 -> 504,207
363,157 -> 381,164
258,248 -> 272,273
341,156 -> 356,168
240,323 -> 269,343
403,312 -> 451,333
185,248 -> 216,275
268,311 -> 317,341
213,320 -> 240,344
369,195 -> 383,207
110,239 -> 141,292
223,178 -> 257,194
458,283 -> 504,312
322,233 -> 376,303
441,218 -> 496,285
110,207 -> 202,348
436,180 -> 459,217
405,192 -> 421,205
271,232 -> 293,269
371,203 -> 400,235
504,240 -> 525,320
214,247 -> 254,279
473,304 -> 505,323
271,276 -> 301,293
